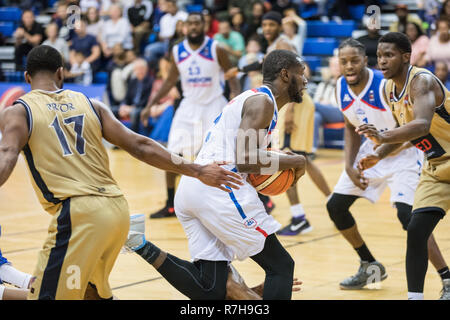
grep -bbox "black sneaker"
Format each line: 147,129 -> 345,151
339,260 -> 387,290
277,217 -> 313,236
149,204 -> 176,219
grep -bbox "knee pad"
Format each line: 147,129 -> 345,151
395,202 -> 413,231
326,194 -> 356,230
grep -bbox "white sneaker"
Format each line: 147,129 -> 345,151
124,214 -> 146,252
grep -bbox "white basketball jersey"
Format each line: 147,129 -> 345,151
195,86 -> 278,172
337,68 -> 396,133
173,36 -> 225,105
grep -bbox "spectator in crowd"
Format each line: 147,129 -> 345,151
269,0 -> 295,15
435,61 -> 450,89
86,6 -> 104,38
143,0 -> 188,66
439,0 -> 450,20
417,0 -> 440,29
148,56 -> 180,119
246,1 -> 265,41
227,0 -> 261,20
237,37 -> 264,91
70,18 -> 101,74
13,9 -> 44,71
214,18 -> 245,66
356,15 -> 382,69
68,51 -> 93,86
80,0 -> 101,13
53,1 -> 76,41
231,11 -> 249,40
115,58 -> 153,133
100,0 -> 127,17
107,44 -> 137,107
42,23 -> 70,63
127,0 -> 153,55
313,56 -> 344,151
100,4 -> 133,59
203,8 -> 219,38
425,18 -> 450,69
168,20 -> 187,53
389,4 -> 423,34
406,21 -> 429,67
281,8 -> 307,56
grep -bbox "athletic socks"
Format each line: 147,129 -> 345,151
408,292 -> 424,300
0,264 -> 32,289
290,204 -> 306,220
167,188 -> 175,207
355,243 -> 376,263
438,267 -> 450,280
136,241 -> 161,266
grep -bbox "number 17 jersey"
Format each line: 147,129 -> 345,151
15,89 -> 122,214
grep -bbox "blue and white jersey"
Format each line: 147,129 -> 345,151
195,86 -> 278,172
337,68 -> 396,133
173,36 -> 225,105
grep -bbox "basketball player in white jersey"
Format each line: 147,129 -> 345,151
140,12 -> 240,219
126,50 -> 308,300
326,39 -> 449,296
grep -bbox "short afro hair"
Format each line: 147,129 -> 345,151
338,38 -> 366,56
26,45 -> 63,77
379,32 -> 412,54
262,49 -> 303,82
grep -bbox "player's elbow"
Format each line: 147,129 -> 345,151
415,119 -> 431,137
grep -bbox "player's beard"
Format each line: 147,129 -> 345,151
188,33 -> 205,45
288,76 -> 303,103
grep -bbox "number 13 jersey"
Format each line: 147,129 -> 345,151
15,89 -> 122,214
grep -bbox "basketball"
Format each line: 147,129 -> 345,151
248,168 -> 295,196
248,150 -> 296,197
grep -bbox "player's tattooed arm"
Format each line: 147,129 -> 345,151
235,95 -> 306,174
92,99 -> 243,192
0,104 -> 29,187
140,54 -> 180,126
356,73 -> 439,145
217,46 -> 241,99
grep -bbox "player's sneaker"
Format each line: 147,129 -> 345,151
277,217 -> 313,236
124,214 -> 146,252
339,260 -> 388,290
439,279 -> 450,300
149,204 -> 175,219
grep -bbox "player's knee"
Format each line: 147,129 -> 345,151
395,202 -> 412,231
327,195 -> 355,230
271,251 -> 295,279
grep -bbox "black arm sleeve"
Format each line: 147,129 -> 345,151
240,61 -> 263,73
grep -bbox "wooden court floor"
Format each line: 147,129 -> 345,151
1,148 -> 449,300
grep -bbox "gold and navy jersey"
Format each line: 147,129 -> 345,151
385,66 -> 450,164
15,89 -> 122,214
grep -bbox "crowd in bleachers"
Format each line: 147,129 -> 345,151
0,0 -> 449,149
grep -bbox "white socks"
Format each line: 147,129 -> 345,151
291,204 -> 306,219
0,264 -> 32,289
407,292 -> 424,300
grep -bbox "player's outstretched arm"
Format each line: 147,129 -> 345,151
356,74 -> 438,145
92,99 -> 243,192
235,94 -> 306,175
0,105 -> 29,187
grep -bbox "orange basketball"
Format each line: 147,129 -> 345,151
248,168 -> 295,196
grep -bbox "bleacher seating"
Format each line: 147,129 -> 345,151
0,7 -> 22,23
306,20 -> 356,38
303,38 -> 339,56
0,22 -> 15,37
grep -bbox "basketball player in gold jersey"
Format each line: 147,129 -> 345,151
357,32 -> 450,300
0,45 -> 243,300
